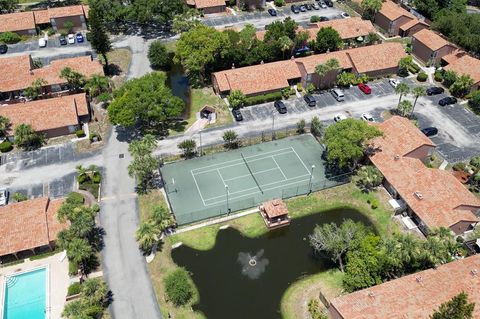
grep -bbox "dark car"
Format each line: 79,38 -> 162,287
319,16 -> 329,21
426,86 -> 445,95
232,109 -> 243,121
291,5 -> 300,13
0,44 -> 7,54
59,36 -> 68,45
268,8 -> 277,16
304,94 -> 316,107
274,100 -> 287,114
325,0 -> 333,7
421,127 -> 438,137
438,96 -> 457,106
305,3 -> 312,10
76,33 -> 84,43
299,5 -> 307,12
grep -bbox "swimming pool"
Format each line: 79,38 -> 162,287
3,267 -> 48,319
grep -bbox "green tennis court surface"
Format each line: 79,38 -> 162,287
161,135 -> 347,225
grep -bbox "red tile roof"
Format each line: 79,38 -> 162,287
194,0 -> 226,8
413,29 -> 453,51
309,18 -> 376,40
0,11 -> 36,33
370,116 -> 480,232
0,197 -> 67,257
444,54 -> 480,86
263,199 -> 288,218
0,55 -> 104,93
378,0 -> 415,21
46,5 -> 85,18
33,9 -> 51,24
0,94 -> 87,134
399,18 -> 429,31
330,255 -> 480,319
296,51 -> 353,74
347,42 -> 406,73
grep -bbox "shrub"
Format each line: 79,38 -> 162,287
75,130 -> 86,138
67,282 -> 81,296
244,91 -> 283,106
67,192 -> 85,205
0,32 -> 21,44
274,0 -> 285,6
408,64 -> 420,74
281,87 -> 295,99
434,71 -> 443,82
296,83 -> 303,92
452,162 -> 466,171
296,119 -> 306,134
47,28 -> 55,36
310,15 -> 321,23
92,172 -> 102,184
89,133 -> 101,142
417,72 -> 428,82
13,192 -> 28,202
148,40 -> 169,70
370,198 -> 379,209
164,268 -> 194,306
0,140 -> 13,153
96,92 -> 111,103
306,83 -> 315,94
69,260 -> 79,276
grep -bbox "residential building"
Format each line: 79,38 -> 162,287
375,1 -> 428,36
369,116 -> 480,236
186,0 -> 227,14
0,5 -> 89,35
0,93 -> 90,138
442,52 -> 480,90
0,11 -> 37,36
0,197 -> 66,260
412,29 -> 457,65
237,0 -> 266,10
0,55 -> 104,101
329,255 -> 480,319
212,42 -> 406,96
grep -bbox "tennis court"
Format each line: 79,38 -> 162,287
161,135 -> 344,225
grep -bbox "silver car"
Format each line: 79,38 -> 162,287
0,188 -> 8,206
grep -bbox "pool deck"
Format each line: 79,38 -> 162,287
0,252 -> 69,319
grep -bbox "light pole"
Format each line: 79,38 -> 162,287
199,129 -> 203,156
225,184 -> 230,214
308,165 -> 315,194
271,110 -> 275,140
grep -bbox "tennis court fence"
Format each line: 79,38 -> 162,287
172,171 -> 353,225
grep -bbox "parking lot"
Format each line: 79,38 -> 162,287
5,34 -> 91,55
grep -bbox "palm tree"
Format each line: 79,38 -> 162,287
135,221 -> 158,253
69,210 -> 95,238
278,35 -> 293,59
397,100 -> 413,117
81,278 -> 109,306
395,82 -> 410,106
62,300 -> 85,318
411,86 -> 426,115
66,238 -> 93,276
150,206 -> 174,231
0,115 -> 11,138
85,75 -> 110,98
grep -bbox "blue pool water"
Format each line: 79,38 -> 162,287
3,268 -> 46,319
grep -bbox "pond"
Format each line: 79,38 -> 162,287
171,207 -> 374,319
167,63 -> 191,118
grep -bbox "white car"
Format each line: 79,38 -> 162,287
0,188 -> 7,206
67,34 -> 75,44
361,113 -> 375,122
334,113 -> 347,122
389,78 -> 399,88
341,12 -> 350,18
38,37 -> 47,48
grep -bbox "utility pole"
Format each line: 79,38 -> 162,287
308,165 -> 316,194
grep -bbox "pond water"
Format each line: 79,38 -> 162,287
167,63 -> 190,118
171,208 -> 373,319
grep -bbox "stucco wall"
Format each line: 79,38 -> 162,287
51,15 -> 86,32
202,5 -> 226,14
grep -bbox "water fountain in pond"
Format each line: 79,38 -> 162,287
237,249 -> 269,280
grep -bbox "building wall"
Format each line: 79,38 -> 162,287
201,5 -> 226,14
285,0 -> 304,2
41,125 -> 78,138
404,144 -> 435,161
391,16 -> 412,36
450,221 -> 476,236
211,74 -> 228,96
363,66 -> 399,78
13,28 -> 37,36
51,15 -> 86,32
402,23 -> 428,37
413,39 -> 456,64
374,12 -> 392,34
328,305 -> 345,319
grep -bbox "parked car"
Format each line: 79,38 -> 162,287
361,113 -> 375,122
388,78 -> 399,88
426,86 -> 445,95
67,34 -> 75,44
358,83 -> 371,94
312,2 -> 320,9
421,127 -> 438,137
334,113 -> 347,122
0,188 -> 8,206
274,100 -> 287,114
76,33 -> 84,43
341,12 -> 350,18
38,37 -> 47,48
438,96 -> 457,106
232,109 -> 243,121
304,94 -> 317,107
59,36 -> 68,45
331,88 -> 345,101
268,8 -> 277,16
325,0 -> 333,7
299,5 -> 307,12
305,3 -> 312,10
0,44 -> 7,54
291,5 -> 300,13
319,16 -> 329,21
319,1 -> 327,8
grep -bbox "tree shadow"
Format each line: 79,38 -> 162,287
105,64 -> 122,76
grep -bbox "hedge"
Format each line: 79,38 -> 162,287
434,71 -> 443,82
75,130 -> 86,138
67,282 -> 81,296
408,64 -> 420,74
67,192 -> 85,205
0,141 -> 13,153
0,32 -> 21,44
417,72 -> 428,82
244,91 -> 283,106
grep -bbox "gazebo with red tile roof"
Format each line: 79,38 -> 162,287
259,199 -> 290,229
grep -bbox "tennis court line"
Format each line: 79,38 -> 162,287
192,149 -> 296,175
191,171 -> 206,206
216,169 -> 226,186
203,173 -> 310,202
222,167 -> 280,183
190,147 -> 294,173
272,156 -> 288,180
291,147 -> 311,174
204,176 -> 312,206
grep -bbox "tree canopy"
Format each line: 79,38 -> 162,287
315,27 -> 343,53
432,12 -> 480,56
128,134 -> 160,193
108,72 -> 184,135
323,119 -> 383,169
148,40 -> 169,70
430,292 -> 475,319
0,0 -> 18,12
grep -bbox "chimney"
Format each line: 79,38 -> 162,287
414,191 -> 423,200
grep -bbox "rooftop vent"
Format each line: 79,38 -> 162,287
414,191 -> 423,200
260,60 -> 264,64
368,292 -> 375,298
394,154 -> 400,160
416,276 -> 423,283
471,269 -> 478,276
